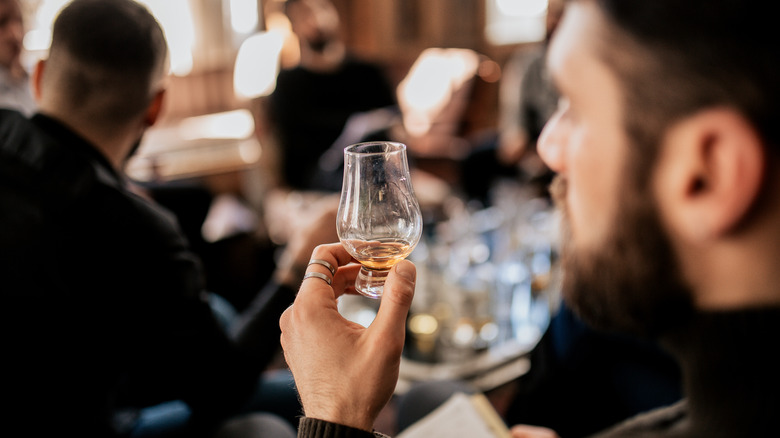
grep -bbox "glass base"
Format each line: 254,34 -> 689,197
355,267 -> 389,299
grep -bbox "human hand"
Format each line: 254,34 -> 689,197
497,130 -> 529,166
279,243 -> 417,432
273,194 -> 340,287
286,195 -> 340,262
510,424 -> 561,438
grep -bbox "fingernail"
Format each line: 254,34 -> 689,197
395,260 -> 416,282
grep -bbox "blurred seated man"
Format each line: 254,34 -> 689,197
279,0 -> 780,436
0,0 -> 341,436
267,0 -> 397,192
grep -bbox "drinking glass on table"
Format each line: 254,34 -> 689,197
337,142 -> 423,298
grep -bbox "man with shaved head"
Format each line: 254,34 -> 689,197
1,1 -> 301,437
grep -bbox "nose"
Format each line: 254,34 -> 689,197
537,104 -> 568,173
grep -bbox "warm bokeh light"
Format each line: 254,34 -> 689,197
409,313 -> 439,336
22,0 -> 196,77
125,109 -> 261,182
233,31 -> 284,99
397,48 -> 480,137
179,109 -> 256,140
139,0 -> 195,76
485,0 -> 546,45
496,0 -> 548,17
229,0 -> 259,34
265,10 -> 300,69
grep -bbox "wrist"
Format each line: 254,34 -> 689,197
308,414 -> 373,433
299,417 -> 379,437
303,400 -> 375,433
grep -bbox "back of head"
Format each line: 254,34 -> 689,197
586,0 -> 779,161
44,0 -> 167,128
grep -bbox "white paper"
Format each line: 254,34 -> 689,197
397,392 -> 509,438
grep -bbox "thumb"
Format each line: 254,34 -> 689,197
369,260 -> 416,343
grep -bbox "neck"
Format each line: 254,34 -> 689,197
663,308 -> 780,434
685,173 -> 780,309
38,108 -> 139,172
691,242 -> 780,310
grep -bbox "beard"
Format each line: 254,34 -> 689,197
307,31 -> 331,53
550,172 -> 694,338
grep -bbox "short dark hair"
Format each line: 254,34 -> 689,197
47,0 -> 168,126
587,0 -> 779,180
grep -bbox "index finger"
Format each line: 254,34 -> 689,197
300,243 -> 358,299
310,242 -> 355,268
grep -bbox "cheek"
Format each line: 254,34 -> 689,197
567,128 -> 623,248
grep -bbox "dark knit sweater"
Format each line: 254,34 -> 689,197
0,110 -> 297,437
593,308 -> 780,437
299,417 -> 388,438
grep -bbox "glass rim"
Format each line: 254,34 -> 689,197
344,141 -> 407,156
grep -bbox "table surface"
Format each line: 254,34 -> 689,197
338,289 -> 551,396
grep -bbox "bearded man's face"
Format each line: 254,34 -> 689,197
550,169 -> 693,337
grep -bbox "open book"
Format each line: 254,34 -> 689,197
397,392 -> 511,438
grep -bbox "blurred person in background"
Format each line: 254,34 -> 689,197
0,0 -> 343,436
461,0 -> 564,203
0,0 -> 35,115
267,0 -> 397,192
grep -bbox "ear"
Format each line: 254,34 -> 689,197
143,88 -> 166,127
653,108 -> 765,242
31,59 -> 46,101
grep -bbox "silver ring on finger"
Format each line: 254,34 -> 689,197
303,271 -> 332,286
308,258 -> 336,276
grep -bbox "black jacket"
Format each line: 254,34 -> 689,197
0,110 -> 294,437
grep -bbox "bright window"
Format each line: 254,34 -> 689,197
485,0 -> 547,45
22,0 -> 197,76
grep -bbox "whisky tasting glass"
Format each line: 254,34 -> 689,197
337,142 -> 423,298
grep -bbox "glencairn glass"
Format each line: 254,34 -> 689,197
337,142 -> 423,298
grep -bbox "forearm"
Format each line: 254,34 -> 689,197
228,280 -> 298,369
229,195 -> 339,368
